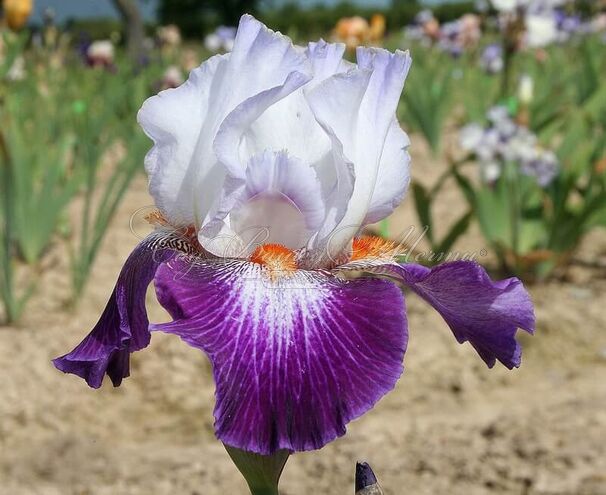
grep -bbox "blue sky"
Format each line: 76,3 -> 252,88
32,0 -> 454,24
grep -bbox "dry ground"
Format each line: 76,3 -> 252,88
1,135 -> 606,495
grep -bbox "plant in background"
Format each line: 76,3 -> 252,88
54,16 -> 534,494
398,50 -> 453,155
0,38 -> 163,322
457,97 -> 606,279
0,29 -> 44,323
66,66 -> 152,301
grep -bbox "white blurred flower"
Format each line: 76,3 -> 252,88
161,65 -> 184,89
204,26 -> 237,53
7,55 -> 26,81
525,13 -> 558,47
518,74 -> 534,104
139,15 -> 412,261
492,0 -> 568,12
157,24 -> 182,47
487,106 -> 510,124
480,44 -> 503,74
491,0 -> 519,12
481,161 -> 503,183
459,105 -> 558,187
87,40 -> 114,67
459,123 -> 485,151
204,33 -> 222,52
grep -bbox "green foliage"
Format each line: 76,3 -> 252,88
64,18 -> 124,40
398,49 -> 454,155
157,0 -> 478,40
0,46 -> 164,323
449,36 -> 606,280
261,2 -> 377,39
158,0 -> 260,37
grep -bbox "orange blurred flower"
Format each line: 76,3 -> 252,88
334,16 -> 369,50
2,0 -> 33,31
334,14 -> 386,50
369,13 -> 386,43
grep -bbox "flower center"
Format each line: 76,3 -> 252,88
249,244 -> 297,274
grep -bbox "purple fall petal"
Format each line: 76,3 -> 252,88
53,233 -> 179,388
339,260 -> 535,369
393,261 -> 534,368
152,258 -> 408,454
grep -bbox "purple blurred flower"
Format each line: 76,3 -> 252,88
205,25 -> 237,52
54,15 -> 535,456
480,43 -> 504,74
460,105 -> 559,187
520,150 -> 559,186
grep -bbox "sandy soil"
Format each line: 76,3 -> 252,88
1,135 -> 606,495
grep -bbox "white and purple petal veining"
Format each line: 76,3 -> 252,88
53,233 -> 179,388
152,257 -> 407,454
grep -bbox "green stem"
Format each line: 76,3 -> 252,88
506,163 -> 521,272
225,445 -> 289,495
429,158 -> 469,198
0,111 -> 17,323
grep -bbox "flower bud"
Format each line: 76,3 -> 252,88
355,462 -> 384,495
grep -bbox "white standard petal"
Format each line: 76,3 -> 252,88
138,15 -> 311,229
363,119 -> 411,225
459,123 -> 485,152
213,38 -> 351,240
138,54 -> 227,227
306,47 -> 412,263
216,39 -> 349,180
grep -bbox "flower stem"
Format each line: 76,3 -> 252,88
224,445 -> 290,495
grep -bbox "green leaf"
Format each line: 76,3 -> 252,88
412,181 -> 434,245
436,211 -> 473,255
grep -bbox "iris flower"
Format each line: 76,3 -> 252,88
54,15 -> 535,456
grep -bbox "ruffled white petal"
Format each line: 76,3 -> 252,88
138,15 -> 412,266
138,54 -> 227,227
306,47 -> 412,261
138,15 -> 311,228
217,39 -> 350,184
